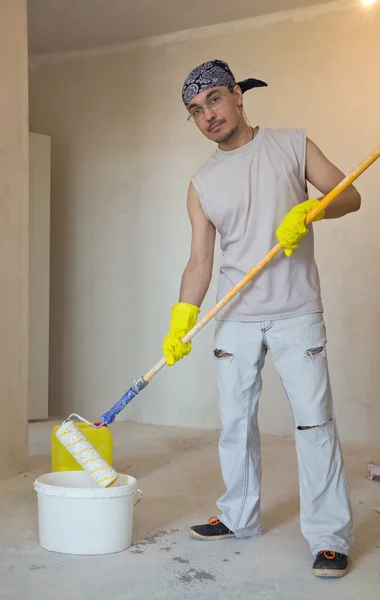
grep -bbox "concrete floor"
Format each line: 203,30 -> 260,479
1,421 -> 380,600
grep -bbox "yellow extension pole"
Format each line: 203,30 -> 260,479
143,145 -> 380,383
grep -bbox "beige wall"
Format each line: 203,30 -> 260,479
0,0 -> 29,478
30,2 -> 380,443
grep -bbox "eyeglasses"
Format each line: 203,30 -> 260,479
187,93 -> 229,123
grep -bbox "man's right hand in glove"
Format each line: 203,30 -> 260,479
162,302 -> 200,366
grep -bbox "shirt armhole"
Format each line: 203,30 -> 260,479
191,176 -> 211,221
299,128 -> 307,194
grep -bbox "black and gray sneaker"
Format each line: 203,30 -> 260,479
312,551 -> 348,578
189,517 -> 235,541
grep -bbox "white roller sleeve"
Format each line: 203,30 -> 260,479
56,421 -> 119,487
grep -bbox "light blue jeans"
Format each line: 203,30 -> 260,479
214,313 -> 353,557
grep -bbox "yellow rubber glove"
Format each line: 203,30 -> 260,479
162,302 -> 200,366
276,199 -> 325,257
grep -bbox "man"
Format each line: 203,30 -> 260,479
162,59 -> 360,578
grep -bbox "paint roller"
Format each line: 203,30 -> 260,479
56,144 -> 380,487
55,419 -> 119,487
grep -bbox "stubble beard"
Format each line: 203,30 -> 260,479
213,124 -> 239,144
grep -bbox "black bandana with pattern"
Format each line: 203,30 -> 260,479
182,59 -> 267,107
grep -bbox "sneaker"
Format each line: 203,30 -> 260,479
312,551 -> 348,578
189,517 -> 235,541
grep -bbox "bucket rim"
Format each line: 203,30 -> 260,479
34,471 -> 138,499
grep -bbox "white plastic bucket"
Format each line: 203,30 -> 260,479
34,471 -> 143,555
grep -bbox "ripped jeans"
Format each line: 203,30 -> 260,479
214,313 -> 353,557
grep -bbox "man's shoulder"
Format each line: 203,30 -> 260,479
265,126 -> 306,141
264,126 -> 307,158
191,150 -> 221,183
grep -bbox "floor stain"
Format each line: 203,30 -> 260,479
172,557 -> 189,564
29,565 -> 46,571
138,531 -> 168,546
132,528 -> 181,554
178,568 -> 216,585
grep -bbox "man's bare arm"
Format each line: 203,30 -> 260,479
179,182 -> 216,307
306,138 -> 361,219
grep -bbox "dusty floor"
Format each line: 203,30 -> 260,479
1,420 -> 380,600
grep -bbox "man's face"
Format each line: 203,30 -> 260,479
187,85 -> 243,143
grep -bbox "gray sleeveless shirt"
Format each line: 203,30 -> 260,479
191,127 -> 323,321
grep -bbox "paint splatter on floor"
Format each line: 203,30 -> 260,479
130,529 -> 180,554
177,568 -> 216,585
172,557 -> 189,564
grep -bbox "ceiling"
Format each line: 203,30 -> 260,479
28,0 -> 336,56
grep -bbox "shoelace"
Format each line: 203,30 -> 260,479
208,517 -> 232,534
318,551 -> 345,560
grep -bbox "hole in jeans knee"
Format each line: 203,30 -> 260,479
297,418 -> 333,430
305,346 -> 325,359
214,349 -> 234,359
